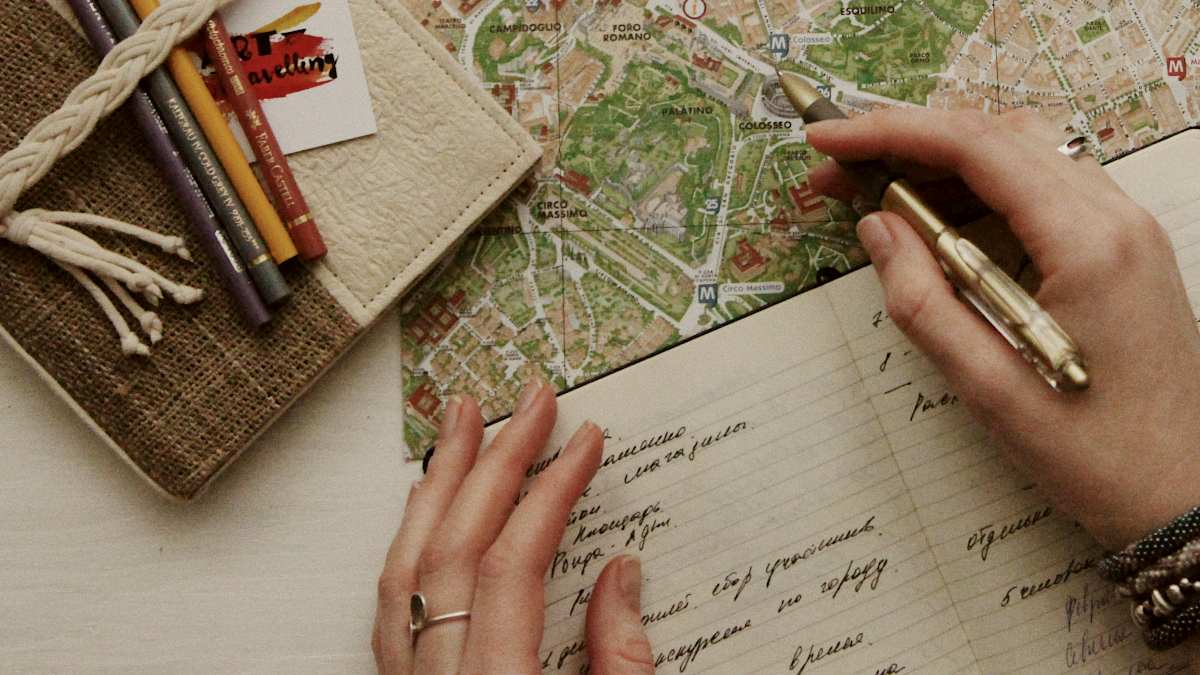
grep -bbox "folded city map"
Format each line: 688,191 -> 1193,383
397,0 -> 1200,455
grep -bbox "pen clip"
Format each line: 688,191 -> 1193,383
948,239 -> 1087,391
951,271 -> 1073,390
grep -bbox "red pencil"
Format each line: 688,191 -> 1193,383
203,13 -> 327,260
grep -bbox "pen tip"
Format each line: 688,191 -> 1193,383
776,69 -> 806,88
775,70 -> 823,112
1062,362 -> 1089,390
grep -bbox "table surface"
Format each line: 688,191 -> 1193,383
10,9 -> 1198,669
5,7 -> 407,672
0,311 -> 421,674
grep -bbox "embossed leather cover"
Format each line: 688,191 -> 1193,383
300,0 -> 541,326
0,0 -> 539,501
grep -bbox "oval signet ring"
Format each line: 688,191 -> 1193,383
410,592 -> 471,644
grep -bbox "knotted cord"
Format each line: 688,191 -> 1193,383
0,0 -> 235,355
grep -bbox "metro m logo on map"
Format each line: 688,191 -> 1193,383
769,33 -> 790,58
1167,56 -> 1187,81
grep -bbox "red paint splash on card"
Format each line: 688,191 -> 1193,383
233,31 -> 338,100
195,3 -> 338,109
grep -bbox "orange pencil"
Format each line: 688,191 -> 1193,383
128,0 -> 298,264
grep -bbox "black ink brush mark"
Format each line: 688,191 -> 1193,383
883,381 -> 912,395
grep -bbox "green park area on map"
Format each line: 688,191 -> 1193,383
397,0 -> 1200,456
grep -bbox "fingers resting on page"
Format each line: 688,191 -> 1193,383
809,106 -> 1200,548
372,383 -> 653,674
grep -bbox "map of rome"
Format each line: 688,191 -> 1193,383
397,0 -> 1200,456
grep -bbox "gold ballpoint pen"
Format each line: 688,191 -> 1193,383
776,69 -> 1089,391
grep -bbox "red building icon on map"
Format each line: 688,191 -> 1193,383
789,182 -> 826,215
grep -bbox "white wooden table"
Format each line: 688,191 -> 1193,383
0,313 -> 420,674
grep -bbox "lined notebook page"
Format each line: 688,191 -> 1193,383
529,282 -> 975,674
494,130 -> 1199,674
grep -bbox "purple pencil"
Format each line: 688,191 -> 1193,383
65,0 -> 271,328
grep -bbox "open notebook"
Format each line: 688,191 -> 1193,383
487,130 -> 1200,674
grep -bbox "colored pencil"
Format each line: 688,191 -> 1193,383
66,0 -> 271,327
96,0 -> 291,306
128,0 -> 300,266
204,14 -> 327,260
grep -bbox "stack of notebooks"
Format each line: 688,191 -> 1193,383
0,0 -> 539,500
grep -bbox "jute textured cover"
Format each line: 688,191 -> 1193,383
0,0 -> 540,500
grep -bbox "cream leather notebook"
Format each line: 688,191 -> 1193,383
488,131 -> 1200,673
0,0 -> 539,500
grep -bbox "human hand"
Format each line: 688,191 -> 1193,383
807,109 -> 1200,549
372,381 -> 655,674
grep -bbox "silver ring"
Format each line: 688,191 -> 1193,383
1057,135 -> 1089,159
410,592 -> 470,643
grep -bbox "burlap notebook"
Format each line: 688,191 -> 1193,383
0,0 -> 540,500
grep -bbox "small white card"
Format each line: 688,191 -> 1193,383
202,0 -> 377,156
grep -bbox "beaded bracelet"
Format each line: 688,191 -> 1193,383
1099,506 -> 1200,581
1145,598 -> 1200,650
1101,506 -> 1200,650
1123,539 -> 1200,597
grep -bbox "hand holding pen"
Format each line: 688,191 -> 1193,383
778,72 -> 1088,390
784,77 -> 1200,548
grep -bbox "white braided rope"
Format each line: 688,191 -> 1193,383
0,0 -> 233,213
0,0 -> 236,356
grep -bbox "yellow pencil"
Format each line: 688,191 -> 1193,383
129,0 -> 297,264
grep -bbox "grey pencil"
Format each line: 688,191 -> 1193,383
65,0 -> 272,327
94,0 -> 291,307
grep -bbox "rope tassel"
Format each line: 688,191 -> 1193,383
1,209 -> 202,356
0,0 -> 234,356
